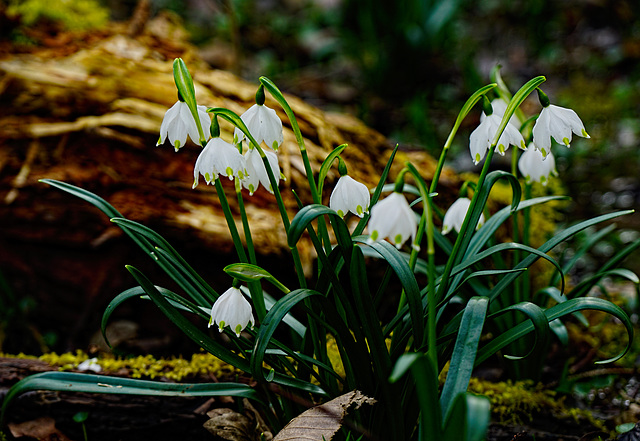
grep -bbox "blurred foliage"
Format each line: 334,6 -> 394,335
6,0 -> 110,31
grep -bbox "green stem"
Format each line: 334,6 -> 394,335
435,76 -> 545,303
258,77 -> 333,252
215,179 -> 247,263
430,83 -> 497,195
405,163 -> 437,367
511,148 -> 522,304
522,182 -> 532,301
210,108 -> 308,289
235,179 -> 266,321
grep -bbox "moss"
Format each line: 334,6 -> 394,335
2,350 -> 241,382
7,0 -> 110,32
468,377 -> 606,431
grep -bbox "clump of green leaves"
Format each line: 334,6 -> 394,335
7,0 -> 110,31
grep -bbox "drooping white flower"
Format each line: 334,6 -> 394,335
193,138 -> 247,188
518,144 -> 558,186
442,198 -> 485,235
330,175 -> 370,217
480,97 -> 523,130
469,114 -> 526,165
367,192 -> 418,249
157,101 -> 211,151
234,104 -> 284,151
532,104 -> 590,158
208,287 -> 255,337
77,357 -> 102,373
242,148 -> 281,195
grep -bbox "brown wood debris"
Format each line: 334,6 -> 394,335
0,17 -> 459,352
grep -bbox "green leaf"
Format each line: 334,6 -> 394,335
443,83 -> 497,151
172,58 -> 206,145
476,297 -> 633,365
491,76 -> 545,147
353,144 -> 399,237
111,218 -> 216,305
173,58 -> 197,110
354,237 -> 423,348
440,296 -> 488,422
534,286 -> 589,327
389,353 -> 442,441
1,371 -> 261,425
101,285 -> 208,348
568,268 -> 640,300
317,144 -> 348,195
549,224 -> 616,287
489,210 -> 634,302
40,180 -> 216,305
225,263 -> 290,294
438,170 -> 521,303
240,286 -> 306,337
288,204 -> 353,253
442,392 -> 491,441
126,266 -> 325,395
489,301 -> 551,361
250,288 -> 326,394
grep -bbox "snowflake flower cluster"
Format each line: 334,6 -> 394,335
157,72 -> 589,338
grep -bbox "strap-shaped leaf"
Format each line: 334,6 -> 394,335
127,266 -> 325,395
444,241 -> 565,302
101,285 -> 208,348
466,196 -> 569,259
488,301 -> 551,360
568,268 -> 640,300
389,353 -> 442,441
317,144 -> 348,195
288,204 -> 352,253
353,144 -> 399,237
442,392 -> 491,441
476,297 -> 634,365
1,371 -> 260,425
112,218 -> 216,304
354,237 -> 423,347
172,58 -> 205,144
489,210 -> 634,302
437,171 -> 521,303
440,296 -> 488,422
250,289 -> 323,388
126,265 -> 252,368
549,223 -> 616,287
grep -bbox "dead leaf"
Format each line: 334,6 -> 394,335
203,408 -> 261,441
8,416 -> 73,441
273,390 -> 375,441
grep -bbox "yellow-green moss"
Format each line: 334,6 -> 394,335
1,350 -> 240,382
468,377 -> 606,431
7,0 -> 110,31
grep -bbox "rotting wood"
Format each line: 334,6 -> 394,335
0,17 -> 459,353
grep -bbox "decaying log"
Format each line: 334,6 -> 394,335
0,17 -> 459,353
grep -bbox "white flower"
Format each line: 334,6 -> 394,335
367,192 -> 418,249
157,101 -> 211,151
480,97 -> 523,129
234,104 -> 284,150
242,148 -> 281,195
330,175 -> 370,217
442,198 -> 485,235
77,358 -> 102,373
193,138 -> 247,188
469,114 -> 526,165
518,144 -> 557,186
532,104 -> 590,158
208,287 -> 255,337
